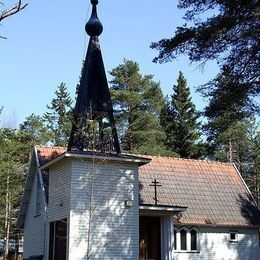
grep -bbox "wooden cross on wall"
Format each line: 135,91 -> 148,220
149,179 -> 162,205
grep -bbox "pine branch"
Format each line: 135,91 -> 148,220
0,1 -> 28,22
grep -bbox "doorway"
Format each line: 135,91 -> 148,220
49,218 -> 67,260
140,216 -> 161,260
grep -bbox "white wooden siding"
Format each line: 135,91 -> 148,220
23,154 -> 260,260
23,168 -> 45,258
173,226 -> 260,260
48,160 -> 71,221
46,159 -> 71,259
69,158 -> 140,260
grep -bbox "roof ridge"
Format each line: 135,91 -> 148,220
136,154 -> 233,165
35,145 -> 66,150
35,146 -> 232,165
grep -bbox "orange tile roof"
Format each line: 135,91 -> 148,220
138,155 -> 260,227
35,146 -> 260,227
36,145 -> 65,165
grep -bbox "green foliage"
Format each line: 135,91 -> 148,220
0,128 -> 29,238
201,65 -> 259,202
211,120 -> 256,161
110,59 -> 170,155
202,70 -> 259,203
43,83 -> 73,147
202,68 -> 256,143
252,132 -> 260,204
151,0 -> 259,110
213,119 -> 259,202
160,71 -> 200,158
19,113 -> 50,145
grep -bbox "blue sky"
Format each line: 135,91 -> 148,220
1,0 -> 219,127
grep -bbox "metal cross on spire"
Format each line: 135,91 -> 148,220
149,179 -> 162,205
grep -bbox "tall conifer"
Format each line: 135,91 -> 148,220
160,71 -> 200,158
110,59 -> 172,155
202,69 -> 259,203
43,83 -> 72,147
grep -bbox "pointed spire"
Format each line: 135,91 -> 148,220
67,0 -> 121,154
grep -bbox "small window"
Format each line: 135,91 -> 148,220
190,229 -> 197,250
229,232 -> 238,242
180,229 -> 187,250
174,229 -> 177,250
36,174 -> 42,216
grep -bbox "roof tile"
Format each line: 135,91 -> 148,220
36,147 -> 260,227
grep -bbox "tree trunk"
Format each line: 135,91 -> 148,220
255,172 -> 260,206
4,176 -> 10,260
228,140 -> 233,163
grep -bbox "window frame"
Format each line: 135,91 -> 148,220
229,231 -> 238,243
174,226 -> 199,253
49,218 -> 68,260
180,228 -> 188,250
190,228 -> 198,251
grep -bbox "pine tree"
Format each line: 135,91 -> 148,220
211,119 -> 259,204
43,83 -> 72,147
19,113 -> 50,145
0,128 -> 28,257
110,59 -> 171,155
202,68 -> 255,144
202,69 -> 259,203
160,71 -> 200,158
151,1 -> 259,112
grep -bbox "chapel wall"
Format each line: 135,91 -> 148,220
69,158 -> 140,260
173,226 -> 260,260
23,166 -> 45,259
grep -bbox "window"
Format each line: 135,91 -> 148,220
190,229 -> 197,250
180,229 -> 187,250
49,219 -> 67,260
229,232 -> 238,242
35,174 -> 42,216
174,227 -> 199,252
174,229 -> 177,250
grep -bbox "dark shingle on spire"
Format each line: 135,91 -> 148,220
68,0 -> 120,153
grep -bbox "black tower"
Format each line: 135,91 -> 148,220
67,0 -> 121,153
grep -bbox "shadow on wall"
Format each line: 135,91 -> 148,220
230,194 -> 260,260
238,194 -> 260,226
70,158 -> 136,259
182,194 -> 260,260
172,236 -> 216,260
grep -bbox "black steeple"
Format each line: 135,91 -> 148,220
67,0 -> 121,153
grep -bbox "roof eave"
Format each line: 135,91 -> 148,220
40,151 -> 151,170
16,149 -> 37,228
139,203 -> 187,216
175,222 -> 260,229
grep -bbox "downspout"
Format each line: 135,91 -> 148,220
34,146 -> 48,259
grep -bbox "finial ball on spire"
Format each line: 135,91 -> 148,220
85,0 -> 103,36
